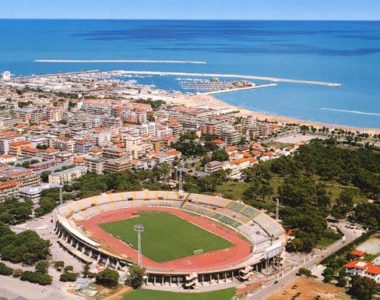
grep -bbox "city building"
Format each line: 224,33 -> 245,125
0,180 -> 18,202
48,165 -> 87,185
103,157 -> 131,173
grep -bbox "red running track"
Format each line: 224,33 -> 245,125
78,207 -> 252,273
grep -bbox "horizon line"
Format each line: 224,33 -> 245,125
0,17 -> 380,22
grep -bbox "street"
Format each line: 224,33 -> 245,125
247,221 -> 363,300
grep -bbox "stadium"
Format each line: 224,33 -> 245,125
53,191 -> 287,289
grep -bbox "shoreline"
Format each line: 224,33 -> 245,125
160,93 -> 380,135
118,70 -> 342,87
8,69 -> 379,135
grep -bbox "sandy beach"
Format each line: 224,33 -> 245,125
162,93 -> 380,135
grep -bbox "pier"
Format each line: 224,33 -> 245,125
203,83 -> 278,95
118,71 -> 342,87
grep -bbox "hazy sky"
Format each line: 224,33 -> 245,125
0,0 -> 379,20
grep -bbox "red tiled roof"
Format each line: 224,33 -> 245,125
345,260 -> 368,270
351,249 -> 366,257
211,139 -> 225,144
10,140 -> 31,147
0,180 -> 17,190
367,264 -> 380,275
44,147 -> 59,153
232,158 -> 250,165
166,150 -> 180,156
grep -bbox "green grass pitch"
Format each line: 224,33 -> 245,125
123,288 -> 236,300
100,211 -> 232,262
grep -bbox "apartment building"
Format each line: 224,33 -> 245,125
103,157 -> 131,173
48,165 -> 87,185
85,153 -> 104,174
0,180 -> 18,202
0,131 -> 26,154
8,140 -> 33,156
2,168 -> 41,188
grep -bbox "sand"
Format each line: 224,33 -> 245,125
163,93 -> 380,135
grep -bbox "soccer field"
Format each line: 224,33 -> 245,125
100,211 -> 232,262
123,288 -> 235,300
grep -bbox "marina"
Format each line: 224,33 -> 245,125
116,70 -> 342,87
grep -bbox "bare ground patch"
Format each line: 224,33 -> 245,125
267,277 -> 349,300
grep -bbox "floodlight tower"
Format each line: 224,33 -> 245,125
134,224 -> 144,267
59,186 -> 63,206
178,163 -> 183,193
275,198 -> 280,221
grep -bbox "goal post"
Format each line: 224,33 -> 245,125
194,249 -> 204,255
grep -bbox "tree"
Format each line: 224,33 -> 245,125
211,149 -> 229,162
349,275 -> 377,300
54,261 -> 65,271
0,226 -> 50,265
35,260 -> 49,274
297,267 -> 312,277
337,190 -> 354,209
322,267 -> 335,283
20,271 -> 52,285
40,170 -> 51,183
96,268 -> 119,287
64,265 -> 74,272
0,262 -> 13,276
127,264 -> 146,289
82,264 -> 90,278
336,276 -> 347,287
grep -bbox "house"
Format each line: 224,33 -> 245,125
345,260 -> 380,283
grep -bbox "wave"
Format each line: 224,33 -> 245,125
34,59 -> 207,65
321,108 -> 380,117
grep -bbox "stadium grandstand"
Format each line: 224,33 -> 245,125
53,191 -> 287,290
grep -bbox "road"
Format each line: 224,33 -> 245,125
247,221 -> 363,300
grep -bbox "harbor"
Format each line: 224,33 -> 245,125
115,70 -> 342,87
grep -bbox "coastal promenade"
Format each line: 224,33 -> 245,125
118,70 -> 342,87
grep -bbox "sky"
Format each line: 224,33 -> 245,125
0,0 -> 379,20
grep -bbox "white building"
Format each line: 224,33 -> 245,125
345,260 -> 380,283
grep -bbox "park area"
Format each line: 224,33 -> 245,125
122,288 -> 235,300
100,211 -> 232,262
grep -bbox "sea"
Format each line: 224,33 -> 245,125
1,19 -> 380,128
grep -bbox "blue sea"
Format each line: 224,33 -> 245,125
1,19 -> 380,128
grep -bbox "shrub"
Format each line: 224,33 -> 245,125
20,271 -> 52,285
297,267 -> 312,277
54,261 -> 65,271
35,260 -> 49,274
64,265 -> 74,272
126,264 -> 146,289
60,272 -> 78,282
0,262 -> 13,276
96,269 -> 119,287
12,268 -> 23,278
